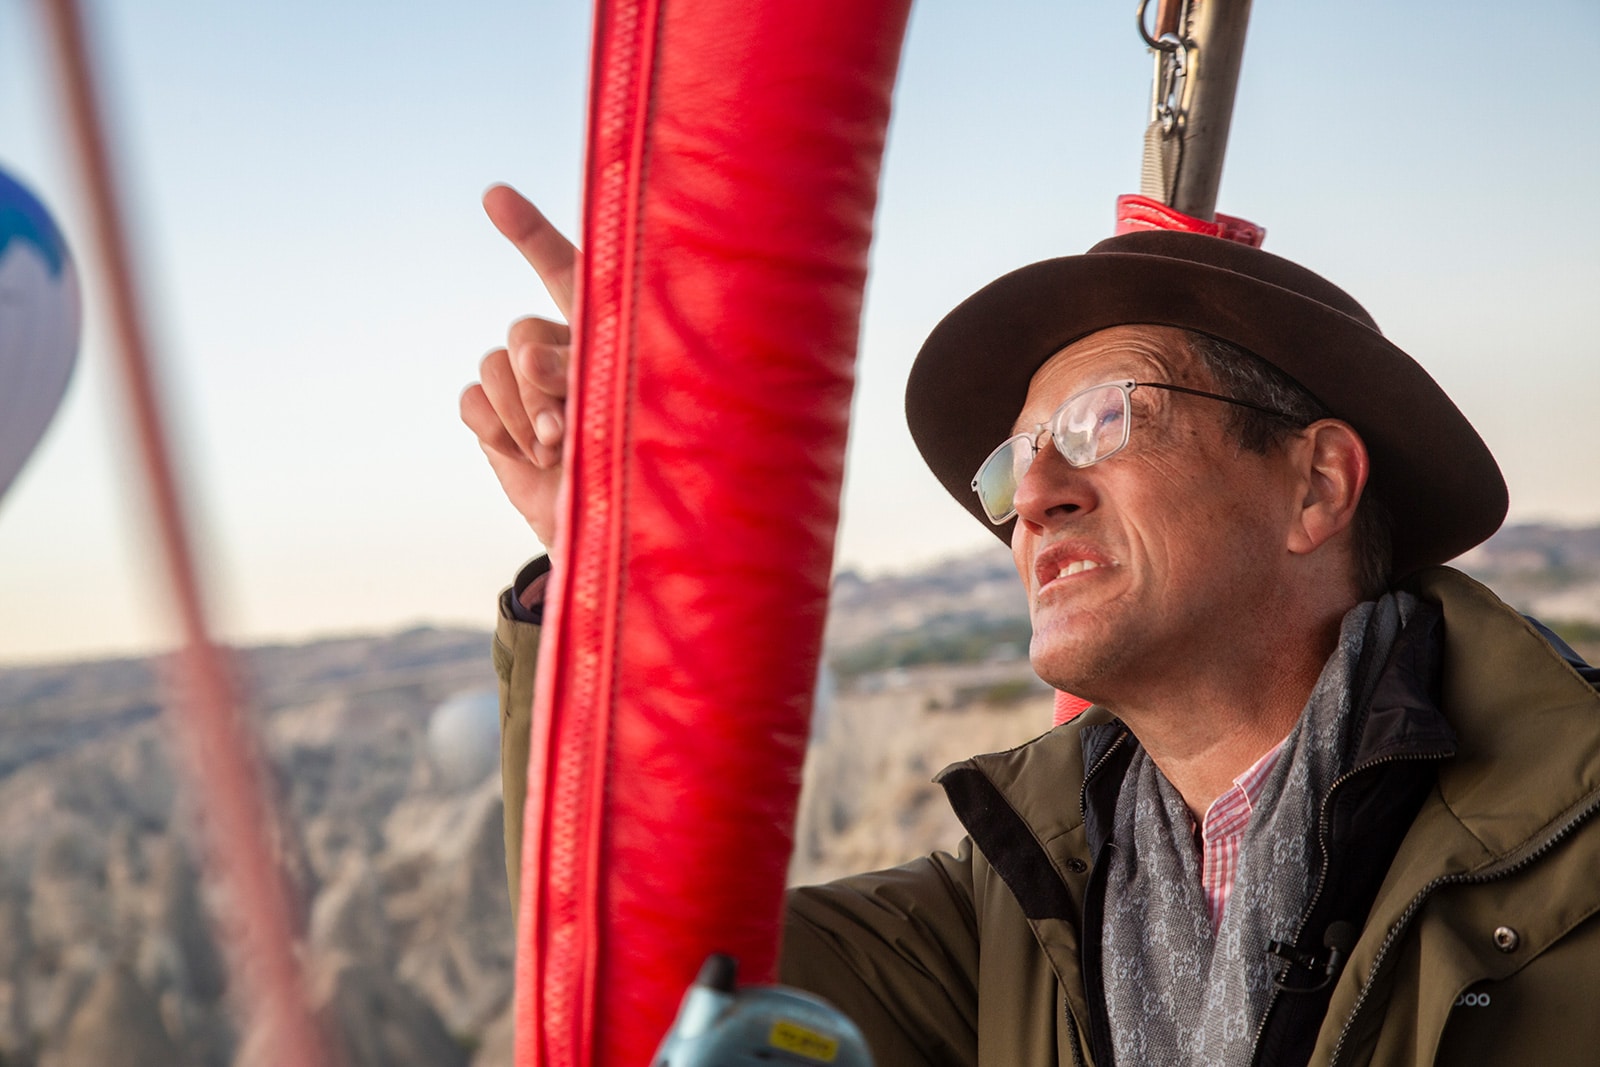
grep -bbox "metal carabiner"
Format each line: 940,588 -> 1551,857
1153,31 -> 1188,131
1139,0 -> 1192,131
1137,0 -> 1184,52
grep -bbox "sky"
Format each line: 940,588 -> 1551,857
0,0 -> 1595,665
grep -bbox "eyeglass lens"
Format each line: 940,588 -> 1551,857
971,383 -> 1131,524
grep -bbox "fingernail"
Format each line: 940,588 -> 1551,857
513,343 -> 538,376
534,344 -> 564,379
534,410 -> 563,445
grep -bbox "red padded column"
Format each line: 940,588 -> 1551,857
515,0 -> 913,1064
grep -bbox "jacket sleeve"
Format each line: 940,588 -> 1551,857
782,842 -> 982,1067
494,574 -> 544,916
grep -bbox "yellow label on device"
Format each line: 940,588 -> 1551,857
768,1020 -> 839,1062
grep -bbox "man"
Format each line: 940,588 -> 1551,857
463,186 -> 1600,1066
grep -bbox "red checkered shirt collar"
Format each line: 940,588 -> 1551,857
1196,740 -> 1285,930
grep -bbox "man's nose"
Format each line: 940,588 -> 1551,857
1011,442 -> 1096,531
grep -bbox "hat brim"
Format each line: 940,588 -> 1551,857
906,231 -> 1507,577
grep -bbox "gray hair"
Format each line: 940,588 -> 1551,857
1186,332 -> 1394,598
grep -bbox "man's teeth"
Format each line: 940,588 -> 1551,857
1058,560 -> 1100,578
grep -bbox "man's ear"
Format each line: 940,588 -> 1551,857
1286,420 -> 1369,557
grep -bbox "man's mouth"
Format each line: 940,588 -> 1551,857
1033,544 -> 1117,592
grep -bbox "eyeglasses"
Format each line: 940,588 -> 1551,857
971,379 -> 1299,524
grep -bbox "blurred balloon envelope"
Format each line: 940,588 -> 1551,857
0,166 -> 81,504
426,687 -> 501,790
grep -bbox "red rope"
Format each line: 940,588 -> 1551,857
38,3 -> 331,1063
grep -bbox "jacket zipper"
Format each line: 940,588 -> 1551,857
1078,729 -> 1129,822
1075,728 -> 1126,1067
1244,748 -> 1451,1066
1324,789 -> 1600,1067
1063,991 -> 1088,1067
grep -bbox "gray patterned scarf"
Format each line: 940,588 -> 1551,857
1101,593 -> 1414,1066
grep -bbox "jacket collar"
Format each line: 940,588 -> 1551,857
1389,567 -> 1600,868
940,567 -> 1600,908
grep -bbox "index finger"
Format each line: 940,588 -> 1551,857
483,184 -> 578,321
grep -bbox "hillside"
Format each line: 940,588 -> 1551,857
0,628 -> 506,1067
0,523 -> 1594,1064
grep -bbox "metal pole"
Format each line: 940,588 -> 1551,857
1171,0 -> 1254,220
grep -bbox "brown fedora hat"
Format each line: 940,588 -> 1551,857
906,230 -> 1507,578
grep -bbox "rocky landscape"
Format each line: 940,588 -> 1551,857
0,523 -> 1594,1065
0,628 -> 508,1067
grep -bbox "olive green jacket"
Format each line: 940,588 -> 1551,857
496,567 -> 1600,1066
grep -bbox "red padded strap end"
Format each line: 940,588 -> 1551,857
1114,193 -> 1265,248
1053,690 -> 1093,726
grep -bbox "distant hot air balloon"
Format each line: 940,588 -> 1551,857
428,687 -> 502,790
0,165 -> 81,503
